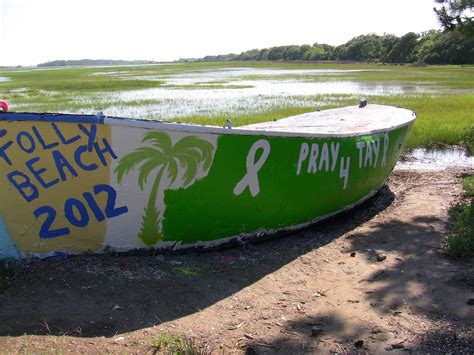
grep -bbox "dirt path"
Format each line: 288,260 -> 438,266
0,169 -> 473,353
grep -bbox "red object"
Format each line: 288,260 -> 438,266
0,100 -> 8,112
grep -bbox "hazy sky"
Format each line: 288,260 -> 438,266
0,0 -> 441,66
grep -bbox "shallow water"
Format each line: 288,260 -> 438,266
164,67 -> 371,81
90,71 -> 132,76
107,74 -> 435,119
209,68 -> 369,75
396,148 -> 474,170
0,77 -> 9,82
96,65 -> 466,119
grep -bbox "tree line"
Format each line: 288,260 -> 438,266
198,29 -> 473,65
38,59 -> 159,67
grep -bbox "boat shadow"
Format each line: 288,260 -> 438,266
0,186 -> 396,338
238,211 -> 474,353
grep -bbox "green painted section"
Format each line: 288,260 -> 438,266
163,124 -> 412,243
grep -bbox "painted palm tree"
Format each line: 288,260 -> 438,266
115,132 -> 214,246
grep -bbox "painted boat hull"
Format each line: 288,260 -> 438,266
0,106 -> 414,258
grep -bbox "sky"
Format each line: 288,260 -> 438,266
0,0 -> 442,67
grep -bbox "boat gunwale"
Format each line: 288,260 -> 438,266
0,107 -> 416,139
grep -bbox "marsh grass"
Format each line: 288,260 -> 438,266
371,94 -> 474,149
175,106 -> 323,127
149,333 -> 200,354
462,126 -> 474,155
463,175 -> 474,197
1,62 -> 473,150
445,175 -> 474,259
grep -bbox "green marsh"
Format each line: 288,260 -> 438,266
0,62 -> 473,150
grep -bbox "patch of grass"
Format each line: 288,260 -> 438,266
463,175 -> 474,197
461,126 -> 474,156
149,333 -> 200,354
175,106 -> 320,127
21,334 -> 31,353
1,66 -> 165,92
445,175 -> 474,259
174,95 -> 356,127
371,94 -> 474,150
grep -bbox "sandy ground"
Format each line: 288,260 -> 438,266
0,168 -> 472,353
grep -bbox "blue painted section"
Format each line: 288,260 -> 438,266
0,112 -> 105,124
0,215 -> 20,259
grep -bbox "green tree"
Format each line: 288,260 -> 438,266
422,28 -> 474,63
286,46 -> 303,60
299,45 -> 311,60
380,34 -> 400,62
335,34 -> 383,61
385,32 -> 419,63
303,43 -> 335,61
238,49 -> 260,61
412,30 -> 441,62
115,132 -> 214,246
259,48 -> 270,60
268,46 -> 287,60
305,45 -> 326,60
434,0 -> 474,35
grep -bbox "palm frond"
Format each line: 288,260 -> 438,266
138,158 -> 166,190
167,159 -> 179,186
142,131 -> 172,155
172,136 -> 214,170
175,154 -> 199,187
115,147 -> 163,184
177,148 -> 202,162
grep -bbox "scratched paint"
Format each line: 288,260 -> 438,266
0,110 -> 413,258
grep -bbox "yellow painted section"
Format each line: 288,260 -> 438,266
0,121 -> 111,254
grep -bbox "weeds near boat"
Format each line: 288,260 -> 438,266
445,175 -> 474,258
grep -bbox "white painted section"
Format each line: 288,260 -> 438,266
104,104 -> 416,139
296,143 -> 309,175
233,139 -> 271,197
339,157 -> 351,190
242,104 -> 415,135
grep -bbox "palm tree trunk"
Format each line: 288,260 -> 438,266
139,167 -> 165,246
148,167 -> 165,212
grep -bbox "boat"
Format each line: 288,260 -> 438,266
0,102 -> 415,259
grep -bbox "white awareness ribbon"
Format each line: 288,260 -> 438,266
233,139 -> 271,197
